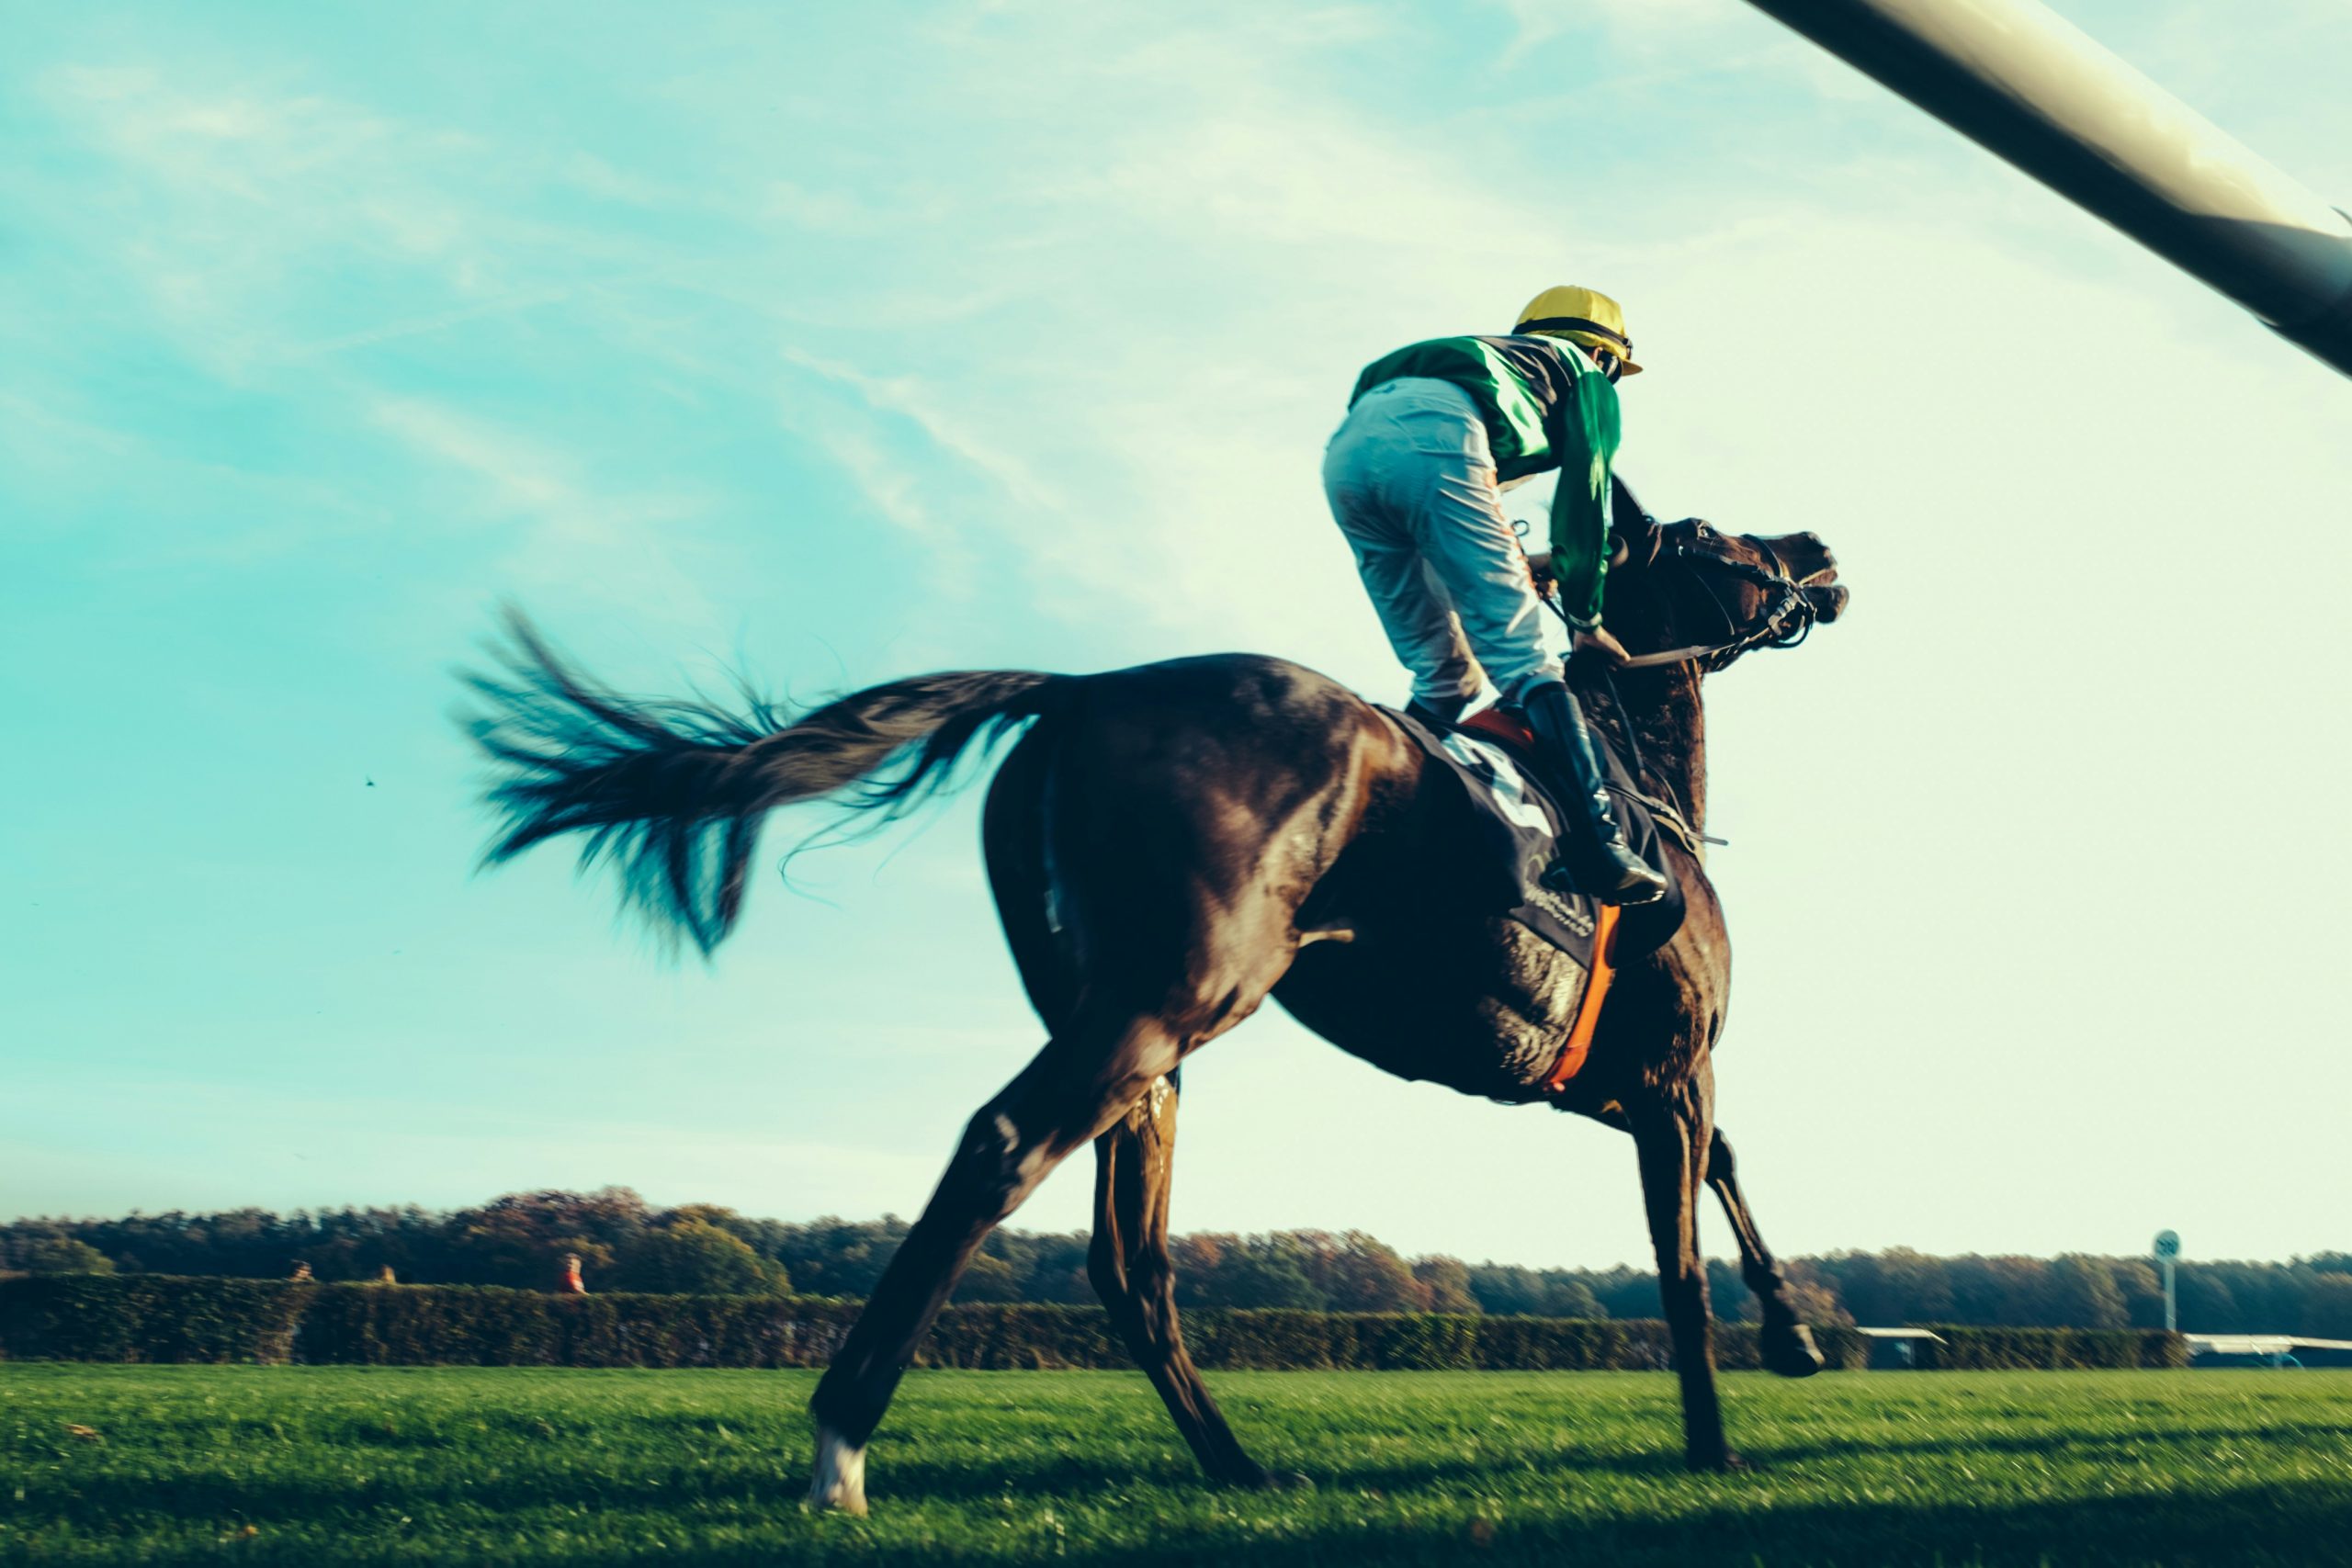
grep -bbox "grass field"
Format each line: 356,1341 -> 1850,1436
4,1366 -> 2349,1566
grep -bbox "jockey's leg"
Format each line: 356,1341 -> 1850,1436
1520,680 -> 1668,906
1385,389 -> 1664,907
1323,389 -> 1485,718
1407,450 -> 1559,705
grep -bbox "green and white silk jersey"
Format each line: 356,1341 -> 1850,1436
1349,334 -> 1622,627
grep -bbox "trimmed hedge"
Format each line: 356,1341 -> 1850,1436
294,1284 -> 856,1368
0,1276 -> 311,1364
1910,1325 -> 2189,1371
4,1277 -> 2184,1372
1175,1310 -> 1871,1373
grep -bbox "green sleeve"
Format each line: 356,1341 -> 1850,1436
1546,362 -> 1623,629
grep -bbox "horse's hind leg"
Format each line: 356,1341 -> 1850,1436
1089,1073 -> 1285,1489
1586,1101 -> 1826,1379
1704,1126 -> 1825,1378
805,1010 -> 1184,1515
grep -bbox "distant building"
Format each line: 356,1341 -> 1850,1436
2185,1334 -> 2352,1369
1853,1327 -> 1945,1369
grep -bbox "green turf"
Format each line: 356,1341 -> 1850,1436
3,1366 -> 2348,1565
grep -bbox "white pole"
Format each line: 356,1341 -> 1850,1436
1742,0 -> 2352,378
2152,1230 -> 2182,1333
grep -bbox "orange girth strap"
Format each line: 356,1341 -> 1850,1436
1545,901 -> 1619,1093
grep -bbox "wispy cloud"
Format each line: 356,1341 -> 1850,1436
371,396 -> 725,627
279,283 -> 592,362
782,349 -> 1065,517
1486,0 -> 1739,67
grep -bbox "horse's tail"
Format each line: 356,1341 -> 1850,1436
461,610 -> 1072,954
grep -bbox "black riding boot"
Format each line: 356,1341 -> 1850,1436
1517,681 -> 1668,907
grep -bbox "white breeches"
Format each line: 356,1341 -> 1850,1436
1322,377 -> 1562,707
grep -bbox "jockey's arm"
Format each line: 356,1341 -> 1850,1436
1539,346 -> 1623,633
1524,546 -> 1630,667
1546,420 -> 1613,632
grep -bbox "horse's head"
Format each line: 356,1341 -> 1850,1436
1601,508 -> 1848,675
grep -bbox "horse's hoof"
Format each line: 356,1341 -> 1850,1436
1690,1450 -> 1751,1474
804,1426 -> 869,1517
803,1478 -> 868,1517
1228,1465 -> 1312,1493
805,1478 -> 869,1516
1764,1323 -> 1826,1379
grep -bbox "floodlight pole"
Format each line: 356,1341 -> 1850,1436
1741,0 -> 2352,379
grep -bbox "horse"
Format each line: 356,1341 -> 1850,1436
461,499 -> 1848,1515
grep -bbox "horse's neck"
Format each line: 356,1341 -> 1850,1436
1598,667 -> 1707,832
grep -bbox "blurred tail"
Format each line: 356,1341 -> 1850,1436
462,611 -> 1071,953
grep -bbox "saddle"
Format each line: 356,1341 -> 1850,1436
1385,704 -> 1690,1090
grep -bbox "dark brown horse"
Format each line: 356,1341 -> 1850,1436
463,502 -> 1848,1514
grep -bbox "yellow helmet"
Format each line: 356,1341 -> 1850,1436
1513,285 -> 1643,376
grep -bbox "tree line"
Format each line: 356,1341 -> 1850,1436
4,1190 -> 2346,1336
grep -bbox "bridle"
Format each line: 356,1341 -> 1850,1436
1527,512 -> 1825,851
1611,519 -> 1822,672
1549,517 -> 1820,851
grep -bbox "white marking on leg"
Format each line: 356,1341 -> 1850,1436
1040,765 -> 1070,937
1043,851 -> 1069,937
806,1425 -> 868,1516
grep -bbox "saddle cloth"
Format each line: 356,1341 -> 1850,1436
1384,705 -> 1686,965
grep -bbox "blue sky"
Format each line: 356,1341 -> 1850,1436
6,1 -> 2349,1270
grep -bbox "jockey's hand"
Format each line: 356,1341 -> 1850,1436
1571,625 -> 1632,670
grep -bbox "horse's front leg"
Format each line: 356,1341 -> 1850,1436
1627,1074 -> 1740,1472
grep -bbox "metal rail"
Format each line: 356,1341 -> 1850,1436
1743,0 -> 2352,378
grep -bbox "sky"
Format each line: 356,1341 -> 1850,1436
6,1 -> 2349,1273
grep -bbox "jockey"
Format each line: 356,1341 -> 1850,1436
1323,285 -> 1668,908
